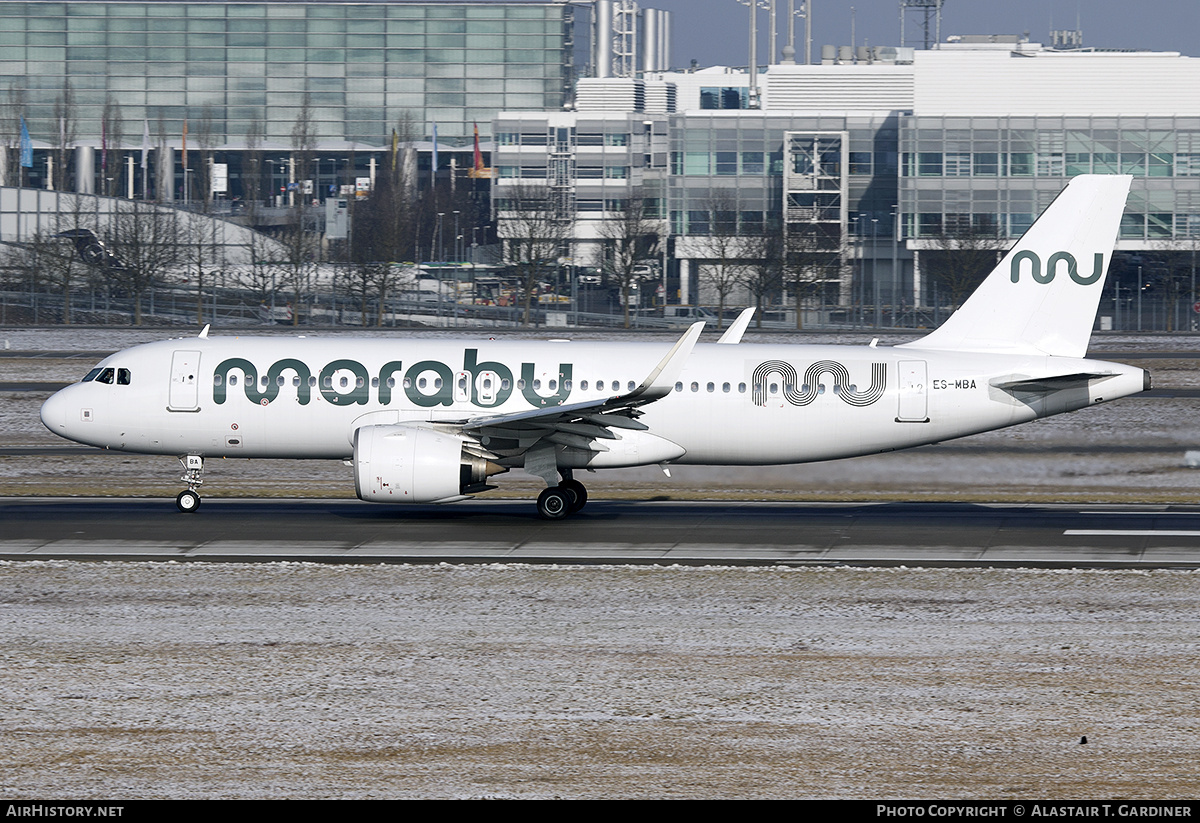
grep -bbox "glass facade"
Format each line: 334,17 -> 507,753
0,1 -> 574,147
492,112 -> 670,266
900,116 -> 1200,242
667,112 -> 899,237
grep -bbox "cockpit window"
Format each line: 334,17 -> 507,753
95,368 -> 115,385
82,368 -> 103,383
117,368 -> 131,385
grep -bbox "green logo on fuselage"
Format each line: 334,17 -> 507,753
213,349 -> 572,409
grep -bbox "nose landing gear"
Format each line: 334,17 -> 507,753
177,454 -> 204,513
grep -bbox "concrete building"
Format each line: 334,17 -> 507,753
495,38 -> 1200,320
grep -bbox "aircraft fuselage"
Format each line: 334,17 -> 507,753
40,336 -> 1147,467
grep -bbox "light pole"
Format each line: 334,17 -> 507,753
871,217 -> 880,328
1138,264 -> 1143,331
891,205 -> 898,327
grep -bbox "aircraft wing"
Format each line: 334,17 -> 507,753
457,322 -> 704,469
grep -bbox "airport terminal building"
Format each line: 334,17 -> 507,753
493,39 -> 1200,312
4,1 -> 1200,320
0,0 -> 583,199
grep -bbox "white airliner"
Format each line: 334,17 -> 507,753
41,175 -> 1148,518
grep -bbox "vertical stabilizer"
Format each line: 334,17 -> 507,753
903,175 -> 1132,358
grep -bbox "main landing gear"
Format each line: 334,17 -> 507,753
536,470 -> 588,520
177,454 -> 204,513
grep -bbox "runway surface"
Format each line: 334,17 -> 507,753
3,497 -> 1200,567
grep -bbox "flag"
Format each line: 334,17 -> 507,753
19,116 -> 32,168
141,119 -> 149,172
472,122 -> 484,174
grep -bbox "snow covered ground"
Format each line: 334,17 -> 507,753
1,561 -> 1197,799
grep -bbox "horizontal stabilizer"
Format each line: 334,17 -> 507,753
990,372 -> 1116,393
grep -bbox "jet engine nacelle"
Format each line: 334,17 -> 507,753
353,424 -> 503,503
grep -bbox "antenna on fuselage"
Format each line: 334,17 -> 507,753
198,324 -> 210,339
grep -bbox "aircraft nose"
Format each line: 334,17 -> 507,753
40,389 -> 72,436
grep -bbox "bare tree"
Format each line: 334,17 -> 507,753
349,177 -> 417,326
181,211 -> 227,325
269,98 -> 322,325
783,224 -> 843,329
694,190 -> 747,329
2,81 -> 28,187
739,226 -> 786,329
1,199 -> 93,325
236,229 -> 286,320
100,96 -> 125,198
242,117 -> 265,213
496,182 -> 572,326
1144,239 -> 1200,331
105,201 -> 182,325
51,81 -> 77,191
924,215 -> 1008,310
599,189 -> 663,328
195,103 -> 217,211
290,94 -> 317,208
276,210 -> 319,326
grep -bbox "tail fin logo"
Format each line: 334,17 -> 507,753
1010,250 -> 1105,286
